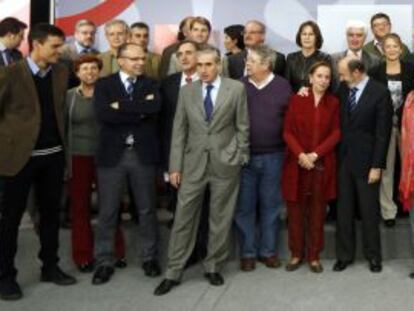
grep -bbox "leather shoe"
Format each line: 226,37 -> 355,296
384,219 -> 396,228
41,266 -> 77,285
409,272 -> 414,279
92,266 -> 114,285
115,258 -> 127,269
0,278 -> 22,301
204,273 -> 224,286
285,258 -> 302,272
142,260 -> 161,277
332,260 -> 353,272
369,259 -> 382,273
258,256 -> 281,268
309,262 -> 324,273
78,262 -> 95,273
240,258 -> 256,271
154,279 -> 180,296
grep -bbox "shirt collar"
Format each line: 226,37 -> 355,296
119,70 -> 136,85
248,73 -> 275,90
202,75 -> 221,90
0,41 -> 6,52
353,75 -> 369,91
180,71 -> 199,86
26,56 -> 51,78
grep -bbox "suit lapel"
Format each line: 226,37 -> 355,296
350,79 -> 372,120
193,81 -> 205,119
21,61 -> 40,115
212,78 -> 231,119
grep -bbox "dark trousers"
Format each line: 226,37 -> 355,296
336,161 -> 381,262
69,155 -> 125,266
0,152 -> 65,279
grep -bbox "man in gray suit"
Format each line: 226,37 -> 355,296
154,46 -> 249,296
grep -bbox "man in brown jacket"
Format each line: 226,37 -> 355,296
0,23 -> 76,301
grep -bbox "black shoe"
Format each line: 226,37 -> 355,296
142,260 -> 161,277
77,262 -> 95,273
92,266 -> 114,285
369,259 -> 382,273
0,278 -> 22,301
333,260 -> 353,272
41,266 -> 77,285
115,258 -> 127,269
204,273 -> 224,286
154,279 -> 180,296
384,219 -> 396,228
409,272 -> 414,279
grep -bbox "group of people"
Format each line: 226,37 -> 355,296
0,10 -> 413,301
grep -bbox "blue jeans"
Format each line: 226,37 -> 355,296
234,152 -> 284,258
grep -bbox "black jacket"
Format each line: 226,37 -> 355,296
337,78 -> 393,177
0,48 -> 22,67
227,49 -> 286,79
94,73 -> 161,167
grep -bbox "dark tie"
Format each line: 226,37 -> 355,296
126,77 -> 135,99
204,84 -> 214,122
347,87 -> 358,113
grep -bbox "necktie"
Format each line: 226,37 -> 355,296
375,41 -> 383,54
347,87 -> 358,113
80,48 -> 90,55
204,84 -> 214,122
126,77 -> 135,98
185,75 -> 192,85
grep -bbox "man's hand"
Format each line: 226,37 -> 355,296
368,168 -> 382,184
169,172 -> 182,188
297,87 -> 310,97
298,153 -> 314,170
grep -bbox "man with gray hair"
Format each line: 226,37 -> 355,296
61,19 -> 99,60
227,20 -> 285,79
332,20 -> 380,72
234,44 -> 292,272
100,20 -> 130,77
154,46 -> 249,295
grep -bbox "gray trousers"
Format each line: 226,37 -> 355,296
165,168 -> 240,280
95,149 -> 158,267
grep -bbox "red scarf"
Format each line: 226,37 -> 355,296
400,91 -> 414,211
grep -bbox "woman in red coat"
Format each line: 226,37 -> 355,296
282,61 -> 340,273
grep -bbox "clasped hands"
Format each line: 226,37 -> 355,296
298,152 -> 318,170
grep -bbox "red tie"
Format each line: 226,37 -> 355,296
185,75 -> 192,85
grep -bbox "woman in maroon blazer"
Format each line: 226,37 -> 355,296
282,61 -> 340,273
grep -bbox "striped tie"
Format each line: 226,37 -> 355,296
126,77 -> 135,99
347,87 -> 358,113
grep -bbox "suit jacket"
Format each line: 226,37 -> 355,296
159,42 -> 179,79
0,60 -> 68,176
146,51 -> 161,80
363,40 -> 410,60
368,61 -> 414,127
227,49 -> 286,80
160,72 -> 181,170
337,78 -> 393,177
331,50 -> 380,72
94,72 -> 161,167
0,49 -> 23,67
99,51 -> 119,78
169,77 -> 249,181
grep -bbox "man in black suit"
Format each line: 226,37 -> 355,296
92,43 -> 161,285
333,58 -> 392,273
226,20 -> 285,79
0,17 -> 26,67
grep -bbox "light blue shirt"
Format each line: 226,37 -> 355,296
202,76 -> 221,107
26,56 -> 51,78
354,76 -> 369,104
74,41 -> 93,54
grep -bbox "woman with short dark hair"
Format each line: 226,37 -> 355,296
223,24 -> 245,56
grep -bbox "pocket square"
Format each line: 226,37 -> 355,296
110,101 -> 119,110
145,94 -> 155,100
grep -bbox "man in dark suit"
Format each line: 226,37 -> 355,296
0,23 -> 77,301
0,17 -> 26,67
333,58 -> 392,273
226,20 -> 285,79
92,43 -> 161,285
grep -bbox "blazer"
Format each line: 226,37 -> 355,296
145,51 -> 161,80
363,40 -> 410,60
160,72 -> 181,170
0,60 -> 68,176
93,72 -> 161,167
159,42 -> 179,79
99,51 -> 119,78
0,48 -> 22,67
227,49 -> 286,80
337,78 -> 393,177
368,61 -> 414,126
169,77 -> 249,181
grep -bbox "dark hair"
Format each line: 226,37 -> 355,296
176,39 -> 200,51
190,16 -> 211,33
308,60 -> 332,75
0,17 -> 27,37
347,59 -> 366,73
117,43 -> 145,58
28,23 -> 65,51
130,22 -> 149,32
73,54 -> 103,73
296,20 -> 323,50
177,16 -> 193,41
370,12 -> 391,27
224,24 -> 245,50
